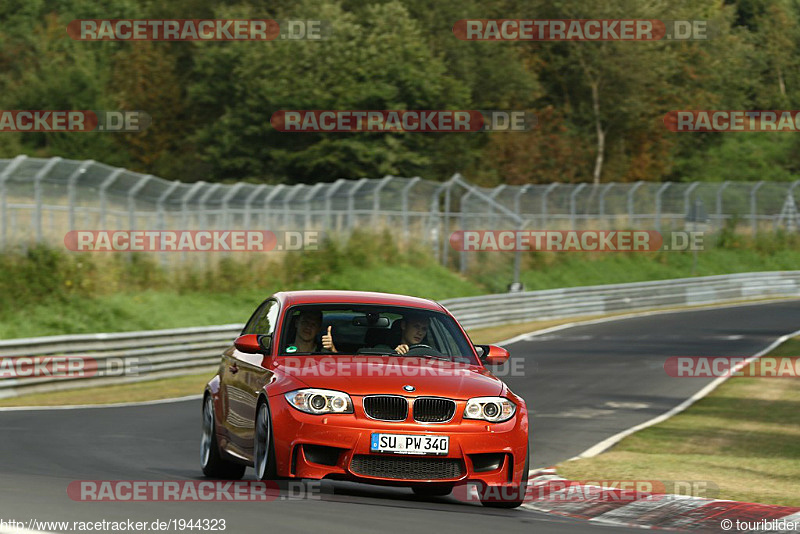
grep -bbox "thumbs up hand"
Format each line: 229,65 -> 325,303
322,325 -> 338,353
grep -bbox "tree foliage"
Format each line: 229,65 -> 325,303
1,0 -> 799,183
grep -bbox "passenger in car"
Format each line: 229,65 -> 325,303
289,310 -> 336,353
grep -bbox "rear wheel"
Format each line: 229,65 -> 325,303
412,484 -> 454,497
201,395 -> 246,479
480,448 -> 529,509
254,402 -> 279,480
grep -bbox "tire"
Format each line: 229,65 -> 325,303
412,484 -> 454,497
253,401 -> 279,480
480,447 -> 529,509
201,395 -> 246,480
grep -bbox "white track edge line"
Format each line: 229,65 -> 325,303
569,326 -> 800,461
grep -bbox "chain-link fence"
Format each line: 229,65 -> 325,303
1,155 -> 799,265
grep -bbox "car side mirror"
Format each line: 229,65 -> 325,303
476,344 -> 510,365
234,334 -> 271,354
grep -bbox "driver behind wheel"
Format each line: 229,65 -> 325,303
394,313 -> 430,355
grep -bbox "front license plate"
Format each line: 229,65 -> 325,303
370,433 -> 449,455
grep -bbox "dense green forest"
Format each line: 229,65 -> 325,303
2,0 -> 799,185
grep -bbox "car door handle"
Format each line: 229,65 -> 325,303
229,363 -> 239,374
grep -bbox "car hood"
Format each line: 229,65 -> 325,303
275,355 -> 504,399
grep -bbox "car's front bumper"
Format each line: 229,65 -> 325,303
269,394 -> 529,486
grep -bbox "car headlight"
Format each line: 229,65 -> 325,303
464,397 -> 516,422
285,389 -> 353,415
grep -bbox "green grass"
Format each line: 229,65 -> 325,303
557,338 -> 800,507
0,265 -> 482,339
0,372 -> 214,407
2,229 -> 800,337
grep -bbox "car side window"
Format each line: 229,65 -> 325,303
242,299 -> 279,336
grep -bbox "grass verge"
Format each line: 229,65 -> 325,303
0,372 -> 212,407
556,338 -> 800,507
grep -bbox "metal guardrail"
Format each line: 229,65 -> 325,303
442,271 -> 800,329
1,271 -> 799,398
0,325 -> 243,399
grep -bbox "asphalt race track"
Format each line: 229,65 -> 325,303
2,300 -> 799,534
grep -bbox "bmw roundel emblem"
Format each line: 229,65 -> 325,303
403,385 -> 416,392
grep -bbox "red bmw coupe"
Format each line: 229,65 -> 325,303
201,290 -> 529,507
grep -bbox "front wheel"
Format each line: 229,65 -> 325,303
253,402 -> 279,480
201,395 -> 246,479
480,448 -> 529,509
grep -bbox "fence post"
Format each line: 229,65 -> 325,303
67,160 -> 94,232
180,181 -> 207,229
33,157 -> 62,243
779,180 -> 800,231
127,175 -> 153,231
282,185 -> 305,229
541,183 -> 559,228
401,177 -> 421,238
750,181 -> 764,235
198,183 -> 222,229
442,176 -> 457,267
371,175 -> 394,227
459,187 -> 474,274
243,184 -> 267,230
683,182 -> 700,224
599,183 -> 614,228
302,183 -> 325,231
428,181 -> 449,263
324,179 -> 346,231
263,184 -> 285,229
514,184 -> 531,217
99,168 -> 125,228
569,183 -> 587,229
654,182 -> 671,232
346,178 -> 368,231
0,155 -> 28,248
156,181 -> 181,230
220,182 -> 247,229
715,181 -> 731,230
627,181 -> 644,227
489,184 -> 507,229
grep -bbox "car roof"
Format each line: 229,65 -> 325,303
275,290 -> 444,312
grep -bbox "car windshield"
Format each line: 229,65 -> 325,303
279,305 -> 478,365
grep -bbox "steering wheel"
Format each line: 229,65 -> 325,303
401,343 -> 447,359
